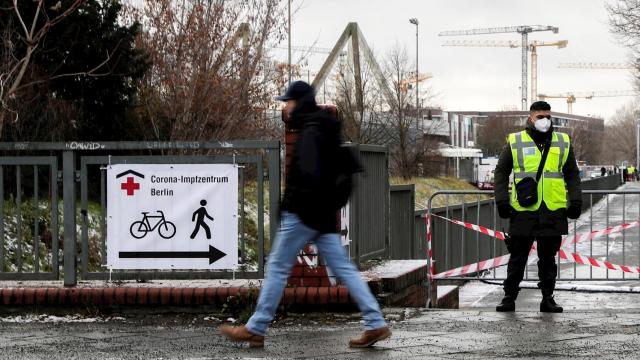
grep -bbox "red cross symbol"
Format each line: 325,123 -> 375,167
120,177 -> 140,196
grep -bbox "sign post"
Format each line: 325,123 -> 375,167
107,164 -> 238,270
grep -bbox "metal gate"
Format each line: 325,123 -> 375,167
426,184 -> 640,283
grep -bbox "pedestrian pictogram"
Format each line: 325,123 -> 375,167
190,199 -> 214,239
129,210 -> 177,239
116,169 -> 145,196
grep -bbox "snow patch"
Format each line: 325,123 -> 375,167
0,314 -> 125,323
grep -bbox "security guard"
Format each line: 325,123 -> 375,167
494,101 -> 582,313
628,165 -> 636,181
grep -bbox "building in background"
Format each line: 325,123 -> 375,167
422,110 -> 604,183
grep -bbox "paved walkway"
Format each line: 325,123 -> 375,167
2,287 -> 640,360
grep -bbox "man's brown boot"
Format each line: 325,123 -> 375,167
348,326 -> 391,348
220,325 -> 264,348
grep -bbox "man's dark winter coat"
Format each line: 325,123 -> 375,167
494,123 -> 582,236
280,93 -> 348,233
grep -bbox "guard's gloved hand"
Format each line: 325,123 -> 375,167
566,201 -> 582,219
497,201 -> 514,219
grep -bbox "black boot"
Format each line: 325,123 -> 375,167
496,294 -> 516,312
540,290 -> 563,313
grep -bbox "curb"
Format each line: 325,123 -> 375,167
0,286 -> 353,308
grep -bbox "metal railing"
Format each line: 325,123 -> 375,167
0,141 -> 281,286
0,156 -> 59,280
389,184 -> 415,259
348,144 -> 389,265
0,141 -> 393,286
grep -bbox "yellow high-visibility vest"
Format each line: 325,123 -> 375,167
508,130 -> 570,211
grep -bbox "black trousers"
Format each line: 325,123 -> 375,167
503,235 -> 562,295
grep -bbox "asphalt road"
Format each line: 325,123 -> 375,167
1,296 -> 640,360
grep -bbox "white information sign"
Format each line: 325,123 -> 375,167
340,203 -> 350,247
106,164 -> 238,270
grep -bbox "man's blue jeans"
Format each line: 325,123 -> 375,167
246,212 -> 386,336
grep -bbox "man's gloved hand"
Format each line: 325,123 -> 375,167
497,201 -> 514,219
566,201 -> 582,219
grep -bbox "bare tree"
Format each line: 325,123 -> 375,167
0,0 -> 83,137
604,101 -> 638,164
607,0 -> 640,89
476,114 -> 521,157
565,119 -> 597,163
333,49 -> 389,144
332,42 -> 442,178
128,0 -> 287,142
381,44 -> 438,179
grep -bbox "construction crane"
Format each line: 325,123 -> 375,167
442,39 -> 520,48
399,73 -> 433,93
272,45 -> 337,54
538,90 -> 638,114
439,25 -> 559,110
442,39 -> 567,103
558,62 -> 635,69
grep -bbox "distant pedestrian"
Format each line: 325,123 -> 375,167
220,81 -> 390,348
601,167 -> 606,177
623,167 -> 628,183
494,101 -> 582,313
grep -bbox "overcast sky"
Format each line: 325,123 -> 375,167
276,0 -> 635,121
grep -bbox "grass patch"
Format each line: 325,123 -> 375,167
391,177 -> 491,210
1,197 -> 56,273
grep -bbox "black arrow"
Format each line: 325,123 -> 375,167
119,245 -> 226,264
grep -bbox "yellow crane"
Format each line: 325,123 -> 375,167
399,73 -> 433,94
537,90 -> 638,114
558,62 -> 634,69
442,40 -> 568,103
439,25 -> 560,110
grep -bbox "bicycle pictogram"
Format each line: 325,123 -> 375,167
129,211 -> 177,239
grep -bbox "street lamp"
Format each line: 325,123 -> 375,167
409,18 -> 419,127
288,0 -> 292,85
636,119 -> 639,172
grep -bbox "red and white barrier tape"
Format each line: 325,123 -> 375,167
429,213 -> 640,249
558,249 -> 640,274
429,213 -> 640,279
562,221 -> 640,247
434,245 -> 640,279
433,254 -> 511,279
430,213 -> 506,240
426,215 -> 434,275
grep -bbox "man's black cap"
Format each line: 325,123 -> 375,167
530,100 -> 551,111
275,80 -> 314,101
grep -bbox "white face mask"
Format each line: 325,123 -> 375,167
534,117 -> 551,133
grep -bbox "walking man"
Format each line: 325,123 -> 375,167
494,101 -> 582,313
190,199 -> 213,239
220,81 -> 390,348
